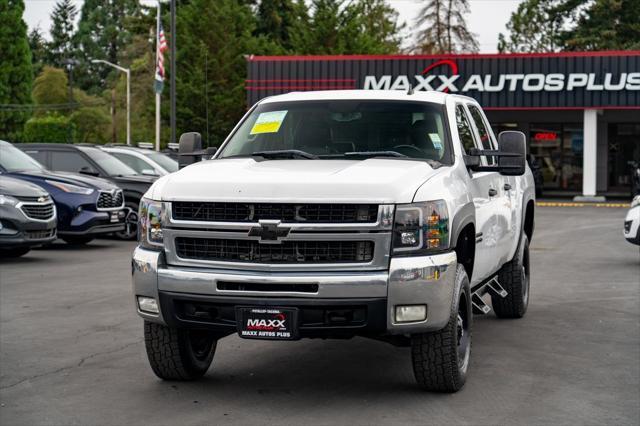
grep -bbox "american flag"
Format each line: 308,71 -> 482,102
155,22 -> 168,92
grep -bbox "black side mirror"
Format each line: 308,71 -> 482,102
464,154 -> 481,169
497,131 -> 526,176
79,166 -> 99,176
178,132 -> 203,169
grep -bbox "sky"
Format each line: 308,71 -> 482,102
22,0 -> 523,53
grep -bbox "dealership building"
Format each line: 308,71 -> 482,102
246,51 -> 640,199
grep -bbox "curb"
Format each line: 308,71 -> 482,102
537,201 -> 630,208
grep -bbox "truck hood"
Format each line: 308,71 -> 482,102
8,170 -> 119,190
153,158 -> 440,203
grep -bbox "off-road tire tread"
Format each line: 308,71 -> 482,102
411,265 -> 470,393
144,321 -> 209,381
492,235 -> 529,318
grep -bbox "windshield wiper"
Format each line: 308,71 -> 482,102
250,150 -> 318,160
319,151 -> 407,159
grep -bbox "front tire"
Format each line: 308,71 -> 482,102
492,234 -> 531,318
144,321 -> 217,380
114,201 -> 139,240
411,264 -> 472,392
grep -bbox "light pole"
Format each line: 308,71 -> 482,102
91,59 -> 131,146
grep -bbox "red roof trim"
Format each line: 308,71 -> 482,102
247,51 -> 640,62
484,106 -> 640,111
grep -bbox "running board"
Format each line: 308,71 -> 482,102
471,277 -> 508,315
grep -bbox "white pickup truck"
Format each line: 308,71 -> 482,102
133,90 -> 535,392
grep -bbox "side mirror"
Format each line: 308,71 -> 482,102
464,154 -> 481,169
79,166 -> 99,176
204,146 -> 218,159
497,131 -> 526,176
178,132 -> 203,169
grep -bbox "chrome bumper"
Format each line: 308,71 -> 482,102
132,247 -> 457,333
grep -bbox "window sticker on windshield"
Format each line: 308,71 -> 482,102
250,111 -> 288,135
429,133 -> 443,149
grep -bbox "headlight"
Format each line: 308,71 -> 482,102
392,200 -> 449,254
0,194 -> 19,206
45,180 -> 94,195
138,198 -> 164,249
631,196 -> 640,209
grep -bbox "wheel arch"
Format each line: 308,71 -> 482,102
450,203 -> 476,282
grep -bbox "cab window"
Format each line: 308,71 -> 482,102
455,105 -> 477,153
468,105 -> 496,165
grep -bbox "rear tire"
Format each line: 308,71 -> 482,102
492,234 -> 530,318
411,264 -> 472,392
62,236 -> 94,245
144,321 -> 217,381
0,247 -> 31,258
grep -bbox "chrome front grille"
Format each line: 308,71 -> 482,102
172,202 -> 379,223
175,237 -> 374,264
97,190 -> 124,211
20,202 -> 55,221
163,203 -> 394,272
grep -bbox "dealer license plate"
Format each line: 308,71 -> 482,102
236,307 -> 298,340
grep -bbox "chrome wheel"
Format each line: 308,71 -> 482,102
115,205 -> 138,240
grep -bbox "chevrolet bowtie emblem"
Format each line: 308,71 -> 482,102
248,220 -> 291,243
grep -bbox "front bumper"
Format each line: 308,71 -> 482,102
58,209 -> 126,236
0,205 -> 57,248
132,247 -> 458,336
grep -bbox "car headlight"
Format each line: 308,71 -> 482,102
0,194 -> 19,206
138,198 -> 164,249
45,180 -> 94,195
392,200 -> 449,254
631,196 -> 640,209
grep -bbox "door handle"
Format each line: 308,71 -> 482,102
488,188 -> 498,197
504,183 -> 512,191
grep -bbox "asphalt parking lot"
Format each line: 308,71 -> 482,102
1,206 -> 639,425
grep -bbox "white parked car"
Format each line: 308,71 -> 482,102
624,196 -> 640,245
101,146 -> 178,176
132,90 -> 536,392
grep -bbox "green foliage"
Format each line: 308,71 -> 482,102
294,0 -> 403,54
23,114 -> 74,143
74,0 -> 142,92
175,0 -> 262,147
32,66 -> 69,109
413,0 -> 478,53
255,0 -> 301,51
28,27 -> 47,77
70,108 -> 110,143
47,0 -> 78,68
560,0 -> 640,50
0,0 -> 33,141
499,0 -> 640,53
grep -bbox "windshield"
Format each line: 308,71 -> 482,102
218,100 -> 452,164
80,147 -> 138,176
0,141 -> 45,172
145,152 -> 178,173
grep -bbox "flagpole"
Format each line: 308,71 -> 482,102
155,2 -> 161,152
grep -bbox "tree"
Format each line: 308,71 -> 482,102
32,66 -> 69,109
175,0 -> 261,147
73,0 -> 142,92
413,0 -> 479,53
560,0 -> 640,51
29,27 -> 47,77
0,0 -> 33,141
498,0 -> 571,53
47,0 -> 78,69
254,0 -> 301,51
296,0 -> 403,54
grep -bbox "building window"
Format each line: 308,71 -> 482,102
529,124 -> 583,192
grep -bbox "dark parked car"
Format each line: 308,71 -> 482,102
0,141 -> 126,245
0,176 -> 57,257
19,144 -> 157,240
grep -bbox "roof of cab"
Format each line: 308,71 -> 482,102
259,89 -> 455,105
